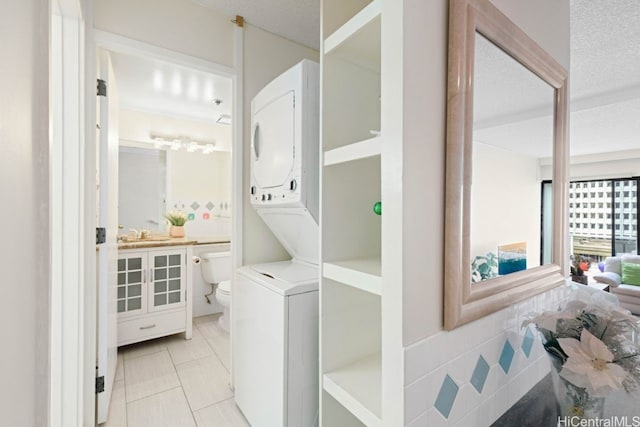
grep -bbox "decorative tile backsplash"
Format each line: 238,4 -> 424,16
498,341 -> 515,374
170,199 -> 231,218
521,327 -> 535,358
435,375 -> 459,419
404,284 -> 572,426
470,356 -> 489,394
168,198 -> 231,236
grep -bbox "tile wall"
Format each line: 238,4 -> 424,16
169,199 -> 231,237
404,284 -> 573,426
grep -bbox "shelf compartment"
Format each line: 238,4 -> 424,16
323,258 -> 381,295
324,0 -> 381,72
323,353 -> 382,426
324,137 -> 381,166
322,156 -> 381,260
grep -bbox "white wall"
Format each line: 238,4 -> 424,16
570,157 -> 640,180
393,0 -> 448,350
0,0 -> 49,424
168,149 -> 231,203
540,150 -> 640,181
93,0 -> 234,67
471,143 -> 541,269
168,149 -> 232,237
402,0 -> 570,425
241,24 -> 319,265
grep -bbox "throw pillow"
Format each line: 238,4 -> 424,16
621,254 -> 640,265
593,272 -> 622,287
603,257 -> 621,274
621,262 -> 640,286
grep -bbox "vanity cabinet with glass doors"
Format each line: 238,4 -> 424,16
117,244 -> 193,346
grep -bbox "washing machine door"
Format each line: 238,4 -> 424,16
251,90 -> 296,190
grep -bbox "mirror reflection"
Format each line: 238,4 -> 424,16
444,0 -> 568,330
469,32 -> 555,283
118,111 -> 232,237
108,50 -> 234,239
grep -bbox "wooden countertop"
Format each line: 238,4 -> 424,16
117,235 -> 230,250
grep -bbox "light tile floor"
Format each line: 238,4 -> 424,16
103,313 -> 249,427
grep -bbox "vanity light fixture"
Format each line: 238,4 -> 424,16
149,133 -> 217,154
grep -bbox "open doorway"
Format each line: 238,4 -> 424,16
93,34 -> 238,425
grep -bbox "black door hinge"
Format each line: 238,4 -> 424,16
97,79 -> 107,97
96,376 -> 105,394
96,227 -> 106,244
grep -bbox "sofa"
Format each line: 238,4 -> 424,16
594,255 -> 640,315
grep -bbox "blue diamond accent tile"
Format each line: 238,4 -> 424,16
190,201 -> 201,211
499,340 -> 515,374
205,201 -> 215,211
187,213 -> 195,220
522,327 -> 535,358
470,355 -> 490,393
434,374 -> 459,419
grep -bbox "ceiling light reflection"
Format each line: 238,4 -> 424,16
153,70 -> 163,91
149,133 -> 217,154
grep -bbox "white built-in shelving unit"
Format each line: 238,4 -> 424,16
320,0 -> 384,425
319,0 -> 475,424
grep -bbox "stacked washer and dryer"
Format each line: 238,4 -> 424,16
233,60 -> 320,427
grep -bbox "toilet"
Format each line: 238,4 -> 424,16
200,251 -> 231,332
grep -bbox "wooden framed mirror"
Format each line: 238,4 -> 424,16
444,0 -> 569,329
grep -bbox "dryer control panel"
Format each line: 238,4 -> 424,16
250,177 -> 300,205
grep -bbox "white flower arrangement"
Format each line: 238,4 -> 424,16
557,329 -> 627,397
524,292 -> 640,416
164,211 -> 189,226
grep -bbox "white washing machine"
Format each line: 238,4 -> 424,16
234,261 -> 318,427
233,59 -> 320,427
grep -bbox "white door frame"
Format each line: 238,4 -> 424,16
90,26 -> 243,268
90,28 -> 244,381
51,15 -> 244,426
231,16 -> 245,388
50,0 -> 90,426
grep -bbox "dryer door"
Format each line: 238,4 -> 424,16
252,90 -> 296,189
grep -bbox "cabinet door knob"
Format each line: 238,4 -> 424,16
139,324 -> 156,330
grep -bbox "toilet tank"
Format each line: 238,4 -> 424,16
200,251 -> 231,284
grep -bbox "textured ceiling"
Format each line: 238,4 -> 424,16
568,0 -> 640,156
475,0 -> 640,158
193,0 -> 320,50
571,0 -> 640,100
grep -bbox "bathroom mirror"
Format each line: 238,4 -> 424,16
444,0 -> 569,329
